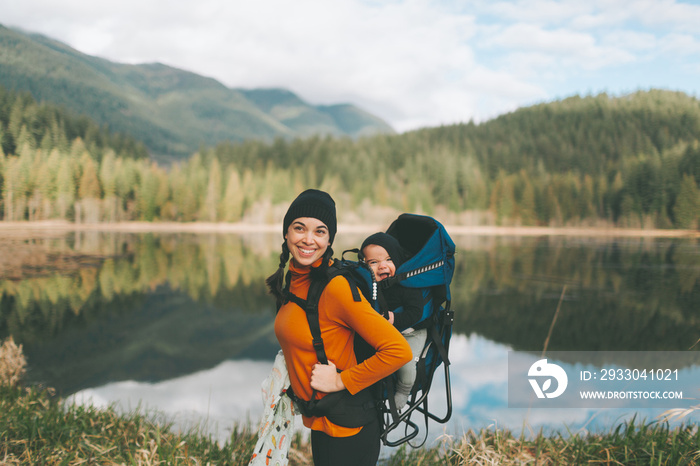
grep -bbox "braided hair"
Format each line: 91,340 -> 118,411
266,241 -> 291,310
266,242 -> 336,310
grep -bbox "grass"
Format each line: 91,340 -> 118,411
440,421 -> 700,465
3,337 -> 700,465
0,337 -> 26,387
0,383 -> 267,465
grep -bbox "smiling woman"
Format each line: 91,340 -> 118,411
263,189 -> 411,466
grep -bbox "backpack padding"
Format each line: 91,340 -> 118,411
387,214 -> 456,294
386,213 -> 438,256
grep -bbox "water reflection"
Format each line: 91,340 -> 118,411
67,359 -> 275,444
2,231 -> 699,442
67,333 -> 699,449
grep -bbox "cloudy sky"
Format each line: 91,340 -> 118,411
3,0 -> 700,132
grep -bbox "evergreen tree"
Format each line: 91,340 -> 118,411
222,167 -> 244,222
77,154 -> 102,222
100,150 -> 118,222
55,156 -> 76,220
33,154 -> 54,220
518,173 -> 537,226
203,158 -> 222,222
673,174 -> 700,229
136,164 -> 160,221
78,155 -> 101,199
114,158 -> 138,219
489,173 -> 516,225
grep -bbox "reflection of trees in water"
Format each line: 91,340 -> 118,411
450,236 -> 700,351
2,234 -> 699,353
0,232 -> 280,345
22,287 -> 281,395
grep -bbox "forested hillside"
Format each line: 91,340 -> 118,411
0,87 -> 147,161
1,87 -> 699,229
0,25 -> 394,158
204,89 -> 700,228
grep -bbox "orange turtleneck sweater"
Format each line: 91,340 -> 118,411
275,258 -> 412,437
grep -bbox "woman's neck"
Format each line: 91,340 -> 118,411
290,257 -> 324,271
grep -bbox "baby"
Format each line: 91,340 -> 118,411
361,232 -> 428,410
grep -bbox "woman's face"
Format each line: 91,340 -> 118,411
285,217 -> 330,266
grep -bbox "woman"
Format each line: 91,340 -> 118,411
267,189 -> 412,466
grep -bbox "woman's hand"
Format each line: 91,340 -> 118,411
310,360 -> 345,393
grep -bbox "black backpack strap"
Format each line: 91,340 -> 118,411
285,267 -> 368,406
429,322 -> 450,367
285,267 -> 363,366
305,278 -> 330,365
310,273 -> 364,362
347,277 -> 362,302
284,290 -> 306,309
284,277 -> 330,365
329,265 -> 362,303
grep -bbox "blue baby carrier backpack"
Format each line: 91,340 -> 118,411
341,213 -> 456,447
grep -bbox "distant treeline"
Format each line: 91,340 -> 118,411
1,86 -> 699,228
2,234 -> 697,354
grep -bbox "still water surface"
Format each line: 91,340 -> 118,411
2,230 -> 699,446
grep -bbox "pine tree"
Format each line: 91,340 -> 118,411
114,158 -> 138,220
77,154 -> 102,222
136,164 -> 160,221
2,157 -> 19,220
489,173 -> 515,225
580,174 -> 596,221
673,174 -> 700,229
78,155 -> 101,199
203,158 -> 222,222
222,167 -> 244,222
99,150 -> 118,222
33,155 -> 54,220
518,173 -> 537,226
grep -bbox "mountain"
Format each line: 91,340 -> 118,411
0,24 -> 394,158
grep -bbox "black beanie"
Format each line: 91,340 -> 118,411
283,189 -> 337,244
360,232 -> 407,268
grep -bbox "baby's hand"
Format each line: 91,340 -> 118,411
387,311 -> 395,325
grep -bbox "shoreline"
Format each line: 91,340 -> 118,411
0,220 -> 698,238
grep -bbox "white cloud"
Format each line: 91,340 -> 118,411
2,0 -> 700,132
627,0 -> 700,33
599,30 -> 658,52
485,24 -> 597,55
481,0 -> 592,25
658,33 -> 700,56
484,24 -> 637,70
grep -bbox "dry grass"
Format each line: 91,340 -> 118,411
0,337 -> 302,465
437,429 -> 550,466
0,337 -> 26,388
3,335 -> 699,465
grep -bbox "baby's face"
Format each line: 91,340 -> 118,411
362,244 -> 396,281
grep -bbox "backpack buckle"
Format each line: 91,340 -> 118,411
312,338 -> 324,351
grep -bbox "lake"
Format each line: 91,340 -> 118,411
1,228 -> 699,448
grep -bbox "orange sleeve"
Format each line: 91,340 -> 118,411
320,276 -> 412,395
